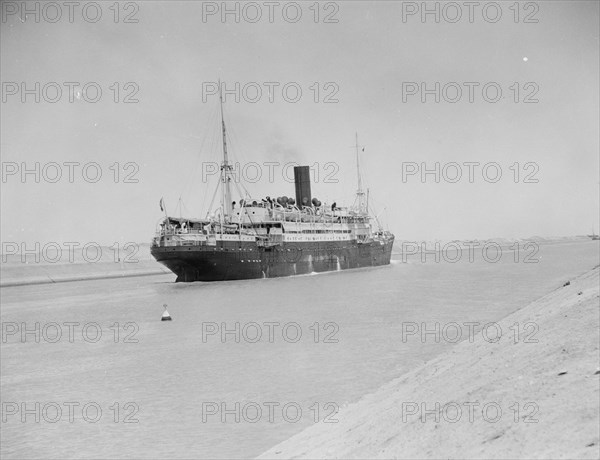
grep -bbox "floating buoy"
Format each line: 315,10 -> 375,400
161,304 -> 172,321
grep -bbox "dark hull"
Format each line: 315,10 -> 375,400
151,239 -> 394,282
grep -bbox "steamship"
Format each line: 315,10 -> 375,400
150,91 -> 395,282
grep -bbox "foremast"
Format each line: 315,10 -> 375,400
219,81 -> 233,218
354,133 -> 367,215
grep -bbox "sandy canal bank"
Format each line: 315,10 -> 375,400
259,266 -> 600,459
0,244 -> 171,287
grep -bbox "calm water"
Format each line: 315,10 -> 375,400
1,240 -> 598,459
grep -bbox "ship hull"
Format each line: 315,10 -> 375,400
151,238 -> 394,282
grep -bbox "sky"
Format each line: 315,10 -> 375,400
1,0 -> 599,247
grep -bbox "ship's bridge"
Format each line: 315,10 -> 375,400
233,201 -> 271,224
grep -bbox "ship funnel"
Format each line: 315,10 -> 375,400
294,166 -> 312,208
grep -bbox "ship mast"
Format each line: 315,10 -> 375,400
219,80 -> 233,218
355,132 -> 367,214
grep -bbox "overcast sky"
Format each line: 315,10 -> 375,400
1,1 -> 599,246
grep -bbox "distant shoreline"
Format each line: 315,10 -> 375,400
392,235 -> 597,254
1,237 -> 597,288
0,268 -> 171,288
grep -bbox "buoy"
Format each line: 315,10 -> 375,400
161,304 -> 172,321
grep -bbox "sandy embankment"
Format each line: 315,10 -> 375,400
259,266 -> 600,459
0,244 -> 170,287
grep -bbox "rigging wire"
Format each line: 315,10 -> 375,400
179,103 -> 220,214
200,106 -> 223,216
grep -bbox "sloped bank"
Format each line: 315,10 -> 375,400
0,262 -> 170,287
259,266 -> 600,459
0,244 -> 171,287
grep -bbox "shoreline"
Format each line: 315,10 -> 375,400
0,268 -> 171,288
258,265 -> 600,459
2,238 -> 596,288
